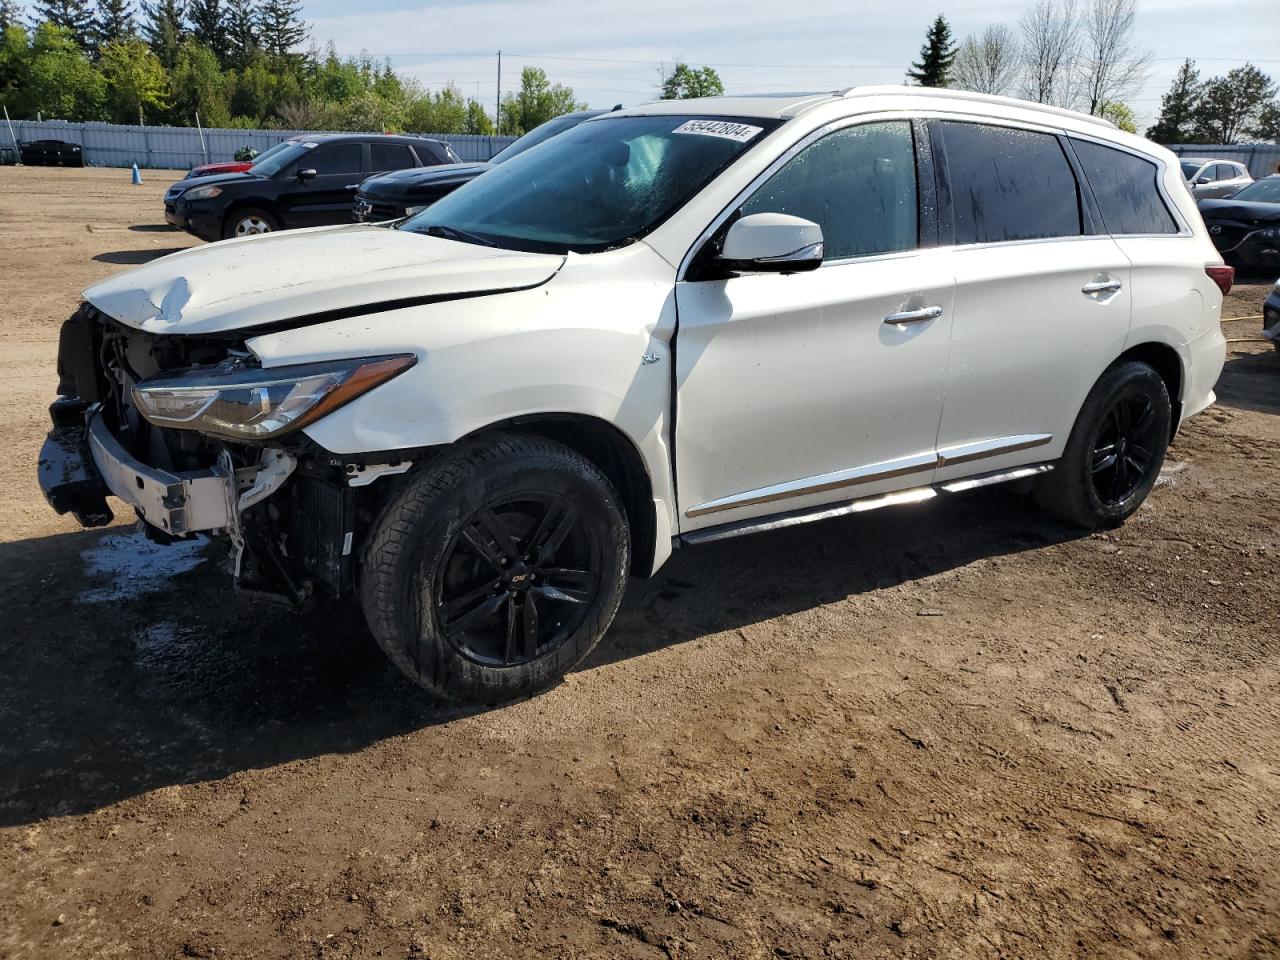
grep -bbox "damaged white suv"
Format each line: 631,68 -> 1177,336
40,88 -> 1229,703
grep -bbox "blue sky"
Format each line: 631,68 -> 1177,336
301,0 -> 1279,128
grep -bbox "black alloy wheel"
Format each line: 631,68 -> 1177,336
435,494 -> 601,667
1088,388 -> 1164,507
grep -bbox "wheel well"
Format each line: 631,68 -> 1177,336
222,200 -> 277,230
469,415 -> 657,579
1118,341 -> 1183,438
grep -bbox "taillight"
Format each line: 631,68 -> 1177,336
1205,264 -> 1234,296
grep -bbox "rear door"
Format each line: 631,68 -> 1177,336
929,119 -> 1133,483
280,141 -> 366,227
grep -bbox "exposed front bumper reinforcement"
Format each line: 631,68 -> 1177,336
84,406 -> 231,536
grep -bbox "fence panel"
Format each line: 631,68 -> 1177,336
2,119 -> 515,170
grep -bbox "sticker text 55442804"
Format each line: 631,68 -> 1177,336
672,120 -> 764,143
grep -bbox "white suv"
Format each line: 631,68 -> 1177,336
39,87 -> 1230,703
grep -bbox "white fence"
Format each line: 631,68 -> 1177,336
1,119 -> 517,169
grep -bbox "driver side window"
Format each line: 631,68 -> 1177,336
306,142 -> 363,175
740,121 -> 918,261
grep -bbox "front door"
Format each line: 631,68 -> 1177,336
674,119 -> 955,531
281,141 -> 366,228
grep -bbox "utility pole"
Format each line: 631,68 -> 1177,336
495,50 -> 502,136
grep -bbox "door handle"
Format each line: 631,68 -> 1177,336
1082,279 -> 1122,296
883,305 -> 943,325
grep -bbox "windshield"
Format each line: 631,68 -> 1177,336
489,113 -> 591,165
247,139 -> 295,167
250,140 -> 319,177
1231,178 -> 1280,203
401,115 -> 779,253
1180,160 -> 1204,179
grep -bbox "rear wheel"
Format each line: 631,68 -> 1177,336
224,207 -> 278,239
1035,360 -> 1171,528
360,434 -> 630,704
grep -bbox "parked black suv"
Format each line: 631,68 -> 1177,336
164,134 -> 458,241
354,110 -> 610,222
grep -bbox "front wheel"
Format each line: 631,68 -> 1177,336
360,434 -> 630,704
1035,360 -> 1172,528
223,207 -> 278,239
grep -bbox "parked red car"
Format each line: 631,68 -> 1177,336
183,138 -> 302,180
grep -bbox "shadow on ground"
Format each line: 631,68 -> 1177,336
1216,348 -> 1280,416
93,247 -> 189,265
0,488 -> 1081,827
127,223 -> 178,233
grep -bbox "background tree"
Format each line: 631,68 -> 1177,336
0,22 -> 29,106
166,35 -> 227,123
906,14 -> 956,87
0,0 -> 23,31
15,22 -> 104,118
1251,100 -> 1280,143
99,34 -> 164,120
222,0 -> 256,67
499,66 -> 583,135
464,97 -> 492,135
951,24 -> 1019,94
1145,59 -> 1200,142
1192,64 -> 1276,143
1078,0 -> 1149,116
185,0 -> 223,62
1019,0 -> 1078,105
255,0 -> 304,59
141,0 -> 183,68
95,0 -> 136,48
30,0 -> 95,49
658,62 -> 723,99
1099,100 -> 1136,132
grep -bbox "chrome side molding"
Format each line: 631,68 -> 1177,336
681,462 -> 1054,547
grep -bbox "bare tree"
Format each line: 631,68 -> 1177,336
1019,0 -> 1080,106
951,25 -> 1021,95
1078,0 -> 1150,116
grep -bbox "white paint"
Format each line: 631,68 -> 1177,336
77,531 -> 209,604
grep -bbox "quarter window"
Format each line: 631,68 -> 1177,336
740,121 -> 918,261
1070,139 -> 1180,236
937,121 -> 1082,244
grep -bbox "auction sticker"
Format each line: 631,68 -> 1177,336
672,120 -> 764,142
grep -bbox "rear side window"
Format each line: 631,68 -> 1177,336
937,121 -> 1081,244
371,142 -> 417,171
1071,139 -> 1179,236
307,143 -> 363,174
740,120 -> 918,261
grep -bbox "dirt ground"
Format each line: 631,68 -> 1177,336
1,166 -> 1278,960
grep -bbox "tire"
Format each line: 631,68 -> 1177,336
223,206 -> 279,239
360,433 -> 630,704
1034,360 -> 1172,529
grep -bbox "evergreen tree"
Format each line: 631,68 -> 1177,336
95,0 -> 136,49
256,0 -> 303,59
222,0 -> 255,67
185,0 -> 222,60
1192,64 -> 1276,144
0,0 -> 23,31
140,0 -> 183,68
30,0 -> 96,49
907,14 -> 956,87
1145,59 -> 1201,143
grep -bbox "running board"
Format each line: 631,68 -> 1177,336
679,463 -> 1053,546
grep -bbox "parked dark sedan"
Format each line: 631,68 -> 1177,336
164,134 -> 456,241
354,109 -> 611,222
20,139 -> 85,166
1198,175 -> 1280,271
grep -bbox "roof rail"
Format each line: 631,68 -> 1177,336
835,85 -> 1116,129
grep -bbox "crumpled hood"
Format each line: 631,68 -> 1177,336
83,223 -> 565,335
359,162 -> 492,198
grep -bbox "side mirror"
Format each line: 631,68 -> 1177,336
719,213 -> 823,274
297,168 -> 317,182
1195,175 -> 1212,185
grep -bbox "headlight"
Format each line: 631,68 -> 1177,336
131,355 -> 416,440
403,206 -> 427,217
184,185 -> 223,201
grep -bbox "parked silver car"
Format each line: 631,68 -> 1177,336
1180,157 -> 1253,199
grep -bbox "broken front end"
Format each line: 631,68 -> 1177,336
38,303 -> 415,603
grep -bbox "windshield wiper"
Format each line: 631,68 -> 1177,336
421,224 -> 498,247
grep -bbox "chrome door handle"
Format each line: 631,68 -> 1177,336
1082,279 -> 1122,295
883,305 -> 943,325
